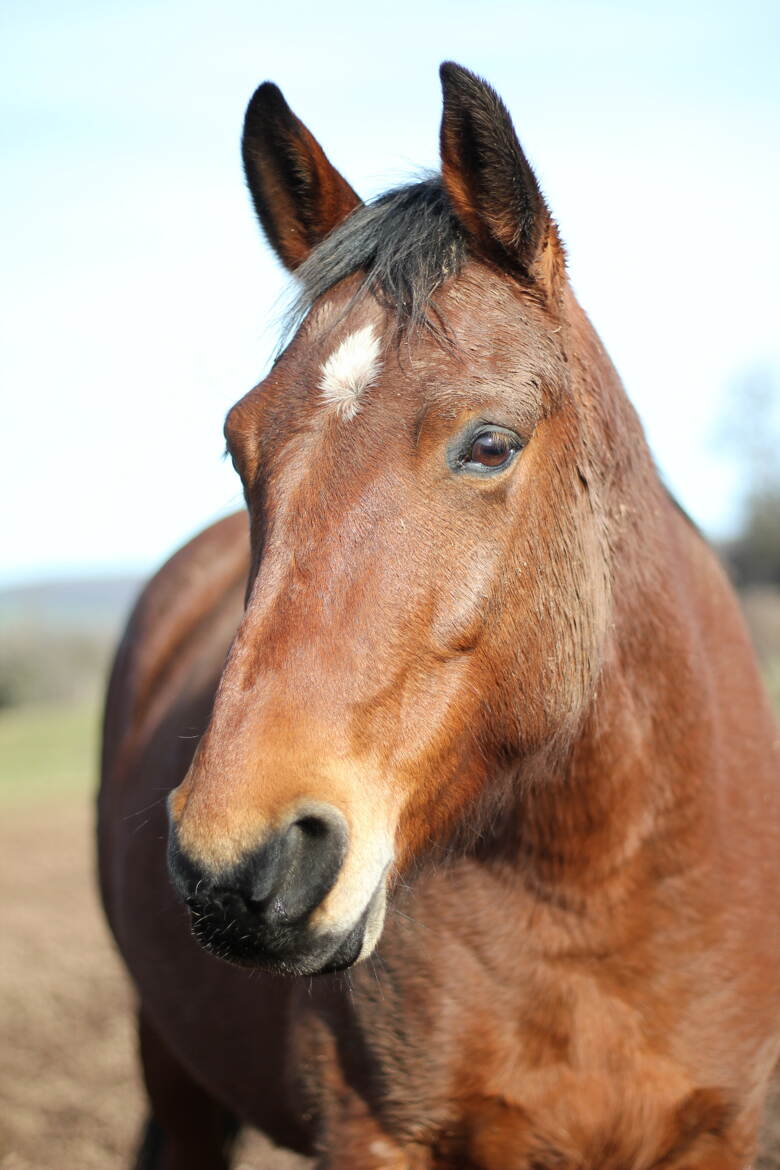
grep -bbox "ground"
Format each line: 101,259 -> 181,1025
1,701 -> 779,1169
0,703 -> 304,1170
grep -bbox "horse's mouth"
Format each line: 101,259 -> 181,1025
185,877 -> 387,977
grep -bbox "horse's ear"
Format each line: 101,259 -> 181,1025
242,83 -> 362,271
439,62 -> 563,298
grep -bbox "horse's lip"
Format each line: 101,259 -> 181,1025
186,879 -> 384,978
313,905 -> 371,974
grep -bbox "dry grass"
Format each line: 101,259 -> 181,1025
0,800 -> 143,1168
0,707 -> 302,1169
0,796 -> 308,1169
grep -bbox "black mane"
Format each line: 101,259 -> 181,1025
287,177 -> 468,337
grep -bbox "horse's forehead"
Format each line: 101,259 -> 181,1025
252,269 -> 562,441
299,273 -> 552,381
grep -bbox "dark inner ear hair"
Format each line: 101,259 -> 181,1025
242,81 -> 361,270
284,176 -> 468,344
439,61 -> 556,286
274,136 -> 317,225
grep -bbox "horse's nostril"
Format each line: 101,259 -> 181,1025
169,804 -> 349,937
268,806 -> 348,922
295,814 -> 330,840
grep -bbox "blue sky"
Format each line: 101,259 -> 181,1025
2,0 -> 779,584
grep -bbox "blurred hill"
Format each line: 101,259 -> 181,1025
0,576 -> 140,709
0,576 -> 140,630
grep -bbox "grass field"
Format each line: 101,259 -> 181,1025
0,698 -> 101,806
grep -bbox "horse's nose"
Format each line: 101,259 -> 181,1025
168,804 -> 349,928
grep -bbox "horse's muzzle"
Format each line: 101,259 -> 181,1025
167,804 -> 369,975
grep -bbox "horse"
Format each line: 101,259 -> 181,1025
98,63 -> 780,1170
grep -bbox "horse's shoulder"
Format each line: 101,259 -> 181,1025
123,510 -> 249,658
101,511 -> 249,785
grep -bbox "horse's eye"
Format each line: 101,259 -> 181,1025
465,430 -> 522,470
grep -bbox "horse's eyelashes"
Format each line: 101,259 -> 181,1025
468,431 -> 521,468
451,424 -> 524,475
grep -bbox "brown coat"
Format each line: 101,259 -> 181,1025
98,63 -> 780,1169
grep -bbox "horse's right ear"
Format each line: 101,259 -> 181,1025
439,63 -> 563,300
242,83 -> 362,271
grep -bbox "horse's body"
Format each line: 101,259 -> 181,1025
99,65 -> 780,1169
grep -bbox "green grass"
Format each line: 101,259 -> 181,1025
0,698 -> 101,807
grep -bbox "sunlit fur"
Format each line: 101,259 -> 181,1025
99,63 -> 780,1170
318,325 -> 382,419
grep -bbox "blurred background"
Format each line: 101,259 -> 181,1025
1,1 -> 778,1166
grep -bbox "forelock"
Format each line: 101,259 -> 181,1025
285,176 -> 468,341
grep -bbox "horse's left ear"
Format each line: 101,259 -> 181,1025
242,82 -> 362,271
439,63 -> 564,299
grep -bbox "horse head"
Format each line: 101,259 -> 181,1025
167,64 -> 645,975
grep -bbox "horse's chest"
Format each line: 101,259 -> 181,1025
296,960 -> 742,1170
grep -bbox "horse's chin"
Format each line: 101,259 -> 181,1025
187,880 -> 388,978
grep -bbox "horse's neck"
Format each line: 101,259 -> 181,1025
514,506 -> 720,909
